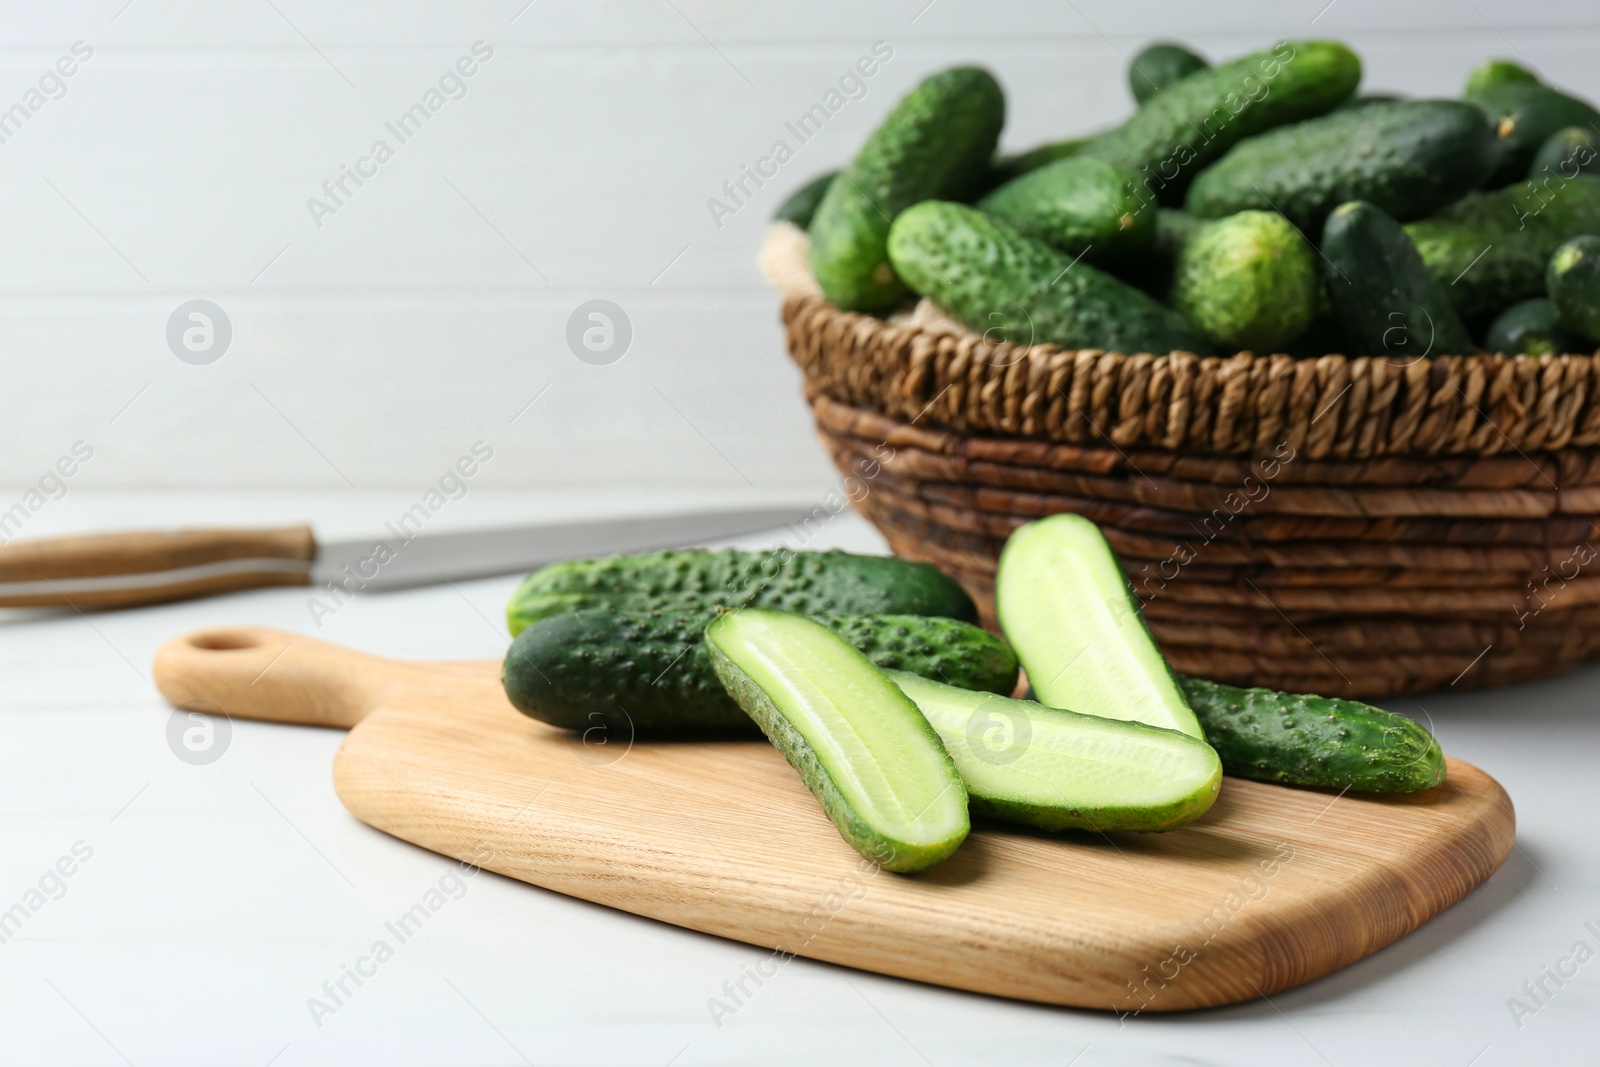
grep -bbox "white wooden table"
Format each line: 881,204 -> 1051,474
0,494 -> 1595,1066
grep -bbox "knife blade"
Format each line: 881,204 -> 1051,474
309,506 -> 817,593
0,505 -> 819,610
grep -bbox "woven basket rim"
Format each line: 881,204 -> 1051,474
765,222 -> 1600,460
783,291 -> 1600,460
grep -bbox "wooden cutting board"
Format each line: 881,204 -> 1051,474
152,625 -> 1515,1013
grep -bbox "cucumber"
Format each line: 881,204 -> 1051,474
1464,58 -> 1539,97
1129,42 -> 1208,106
1079,40 -> 1361,203
808,66 -> 1005,311
887,200 -> 1212,355
1467,80 -> 1600,188
506,548 -> 978,636
996,514 -> 1203,740
1404,174 -> 1600,317
705,610 -> 969,872
981,137 -> 1091,193
774,170 -> 837,230
1178,676 -> 1446,792
1321,200 -> 1475,358
1172,210 -> 1318,352
1184,100 -> 1495,231
1531,127 -> 1600,181
1546,235 -> 1600,342
979,156 -> 1156,262
503,609 -> 1019,734
1484,298 -> 1581,355
890,672 -> 1221,832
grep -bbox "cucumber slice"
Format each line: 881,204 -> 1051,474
705,610 -> 970,872
890,672 -> 1221,832
997,514 -> 1204,739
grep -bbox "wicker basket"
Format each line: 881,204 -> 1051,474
765,226 -> 1600,698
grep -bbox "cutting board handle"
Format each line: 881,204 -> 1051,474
152,626 -> 394,729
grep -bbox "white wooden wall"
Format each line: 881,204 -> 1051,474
2,0 -> 1598,492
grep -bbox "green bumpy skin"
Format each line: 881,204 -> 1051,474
1485,298 -> 1580,356
1464,58 -> 1539,97
1079,40 -> 1361,203
1404,174 -> 1600,318
773,170 -> 838,230
1179,676 -> 1446,792
887,200 -> 1212,356
808,66 -> 1004,311
1320,200 -> 1475,358
505,547 -> 978,636
1129,42 -> 1209,106
1547,235 -> 1600,342
502,609 -> 1020,734
1172,210 -> 1318,352
1531,127 -> 1600,182
979,156 -> 1157,263
1468,80 -> 1600,188
705,612 -> 969,873
1185,100 -> 1495,232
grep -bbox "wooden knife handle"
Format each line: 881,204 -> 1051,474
0,525 -> 315,609
153,626 -> 393,729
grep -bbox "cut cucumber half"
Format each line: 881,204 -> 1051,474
890,672 -> 1221,832
996,514 -> 1204,739
704,610 -> 970,872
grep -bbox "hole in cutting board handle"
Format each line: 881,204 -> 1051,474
187,629 -> 264,652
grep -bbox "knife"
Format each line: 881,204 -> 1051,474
0,505 -> 819,610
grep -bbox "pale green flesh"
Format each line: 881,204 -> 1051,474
997,515 -> 1204,739
891,672 -> 1220,827
709,611 -> 967,848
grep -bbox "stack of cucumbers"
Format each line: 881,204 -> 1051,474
782,40 -> 1600,359
502,529 -> 1444,874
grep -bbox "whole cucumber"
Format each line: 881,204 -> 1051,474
1172,210 -> 1319,352
506,548 -> 979,636
502,608 -> 1019,734
1128,42 -> 1208,105
1321,200 -> 1475,358
1531,127 -> 1600,181
979,156 -> 1156,262
1484,298 -> 1581,355
1468,80 -> 1600,188
887,200 -> 1212,355
1464,58 -> 1539,97
1185,100 -> 1495,232
1079,40 -> 1361,203
1179,676 -> 1446,793
1404,174 -> 1600,317
808,66 -> 1004,311
1546,235 -> 1600,342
